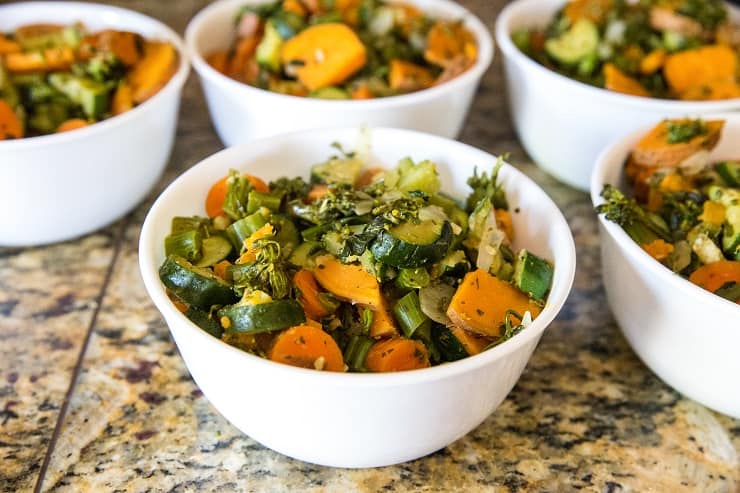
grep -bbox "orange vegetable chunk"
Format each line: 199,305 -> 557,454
128,41 -> 177,104
0,100 -> 23,140
603,63 -> 649,97
56,118 -> 89,133
631,119 -> 724,168
312,255 -> 382,308
280,23 -> 367,90
663,45 -> 737,96
293,269 -> 332,319
688,261 -> 740,302
269,325 -> 345,371
365,338 -> 430,372
446,269 -> 541,337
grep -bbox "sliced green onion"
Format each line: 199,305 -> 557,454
165,229 -> 202,263
171,216 -> 208,234
226,212 -> 268,251
247,191 -> 283,214
344,335 -> 374,371
393,290 -> 429,338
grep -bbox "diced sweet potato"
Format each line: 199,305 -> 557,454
280,23 -> 366,90
679,78 -> 740,101
446,269 -> 541,338
603,63 -> 649,97
88,30 -> 141,66
227,35 -> 260,81
388,59 -> 434,92
450,327 -> 491,356
631,119 -> 724,168
424,21 -> 477,68
663,45 -> 737,95
128,41 -> 178,104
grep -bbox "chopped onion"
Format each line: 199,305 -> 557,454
419,283 -> 456,325
476,210 -> 505,273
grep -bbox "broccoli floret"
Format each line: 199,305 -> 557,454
269,176 -> 311,202
596,184 -> 672,244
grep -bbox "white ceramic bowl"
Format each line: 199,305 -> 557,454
0,2 -> 189,247
184,0 -> 493,146
591,113 -> 740,418
496,0 -> 740,191
139,127 -> 576,468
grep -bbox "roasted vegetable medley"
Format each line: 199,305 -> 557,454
0,23 -> 178,139
159,146 -> 554,372
598,118 -> 740,303
206,0 -> 478,99
513,0 -> 740,100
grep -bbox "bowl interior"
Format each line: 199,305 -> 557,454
591,112 -> 740,311
140,127 -> 576,383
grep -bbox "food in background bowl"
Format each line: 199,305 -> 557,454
591,113 -> 740,418
0,2 -> 189,247
495,0 -> 740,191
0,22 -> 178,138
512,0 -> 740,100
205,0 -> 477,99
139,127 -> 575,467
596,118 -> 740,303
158,146 -> 554,372
185,0 -> 493,144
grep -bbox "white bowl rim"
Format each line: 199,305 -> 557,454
495,0 -> 740,111
0,1 -> 190,151
590,111 -> 740,313
184,0 -> 494,109
139,126 -> 577,387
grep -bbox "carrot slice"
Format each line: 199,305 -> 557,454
269,325 -> 345,371
0,100 -> 23,140
56,118 -> 89,133
205,173 -> 269,218
369,303 -> 398,338
293,269 -> 332,319
688,261 -> 740,300
312,255 -> 382,308
365,338 -> 430,372
5,47 -> 75,73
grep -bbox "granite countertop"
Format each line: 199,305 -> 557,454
1,0 -> 739,491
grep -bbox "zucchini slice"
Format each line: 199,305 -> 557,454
288,240 -> 323,267
195,235 -> 233,267
218,299 -> 306,334
432,324 -> 468,362
513,250 -> 554,301
370,220 -> 452,268
185,307 -> 224,339
159,255 -> 237,309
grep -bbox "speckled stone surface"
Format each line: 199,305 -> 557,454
1,1 -> 739,492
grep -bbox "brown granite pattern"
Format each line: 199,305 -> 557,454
0,0 -> 739,492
